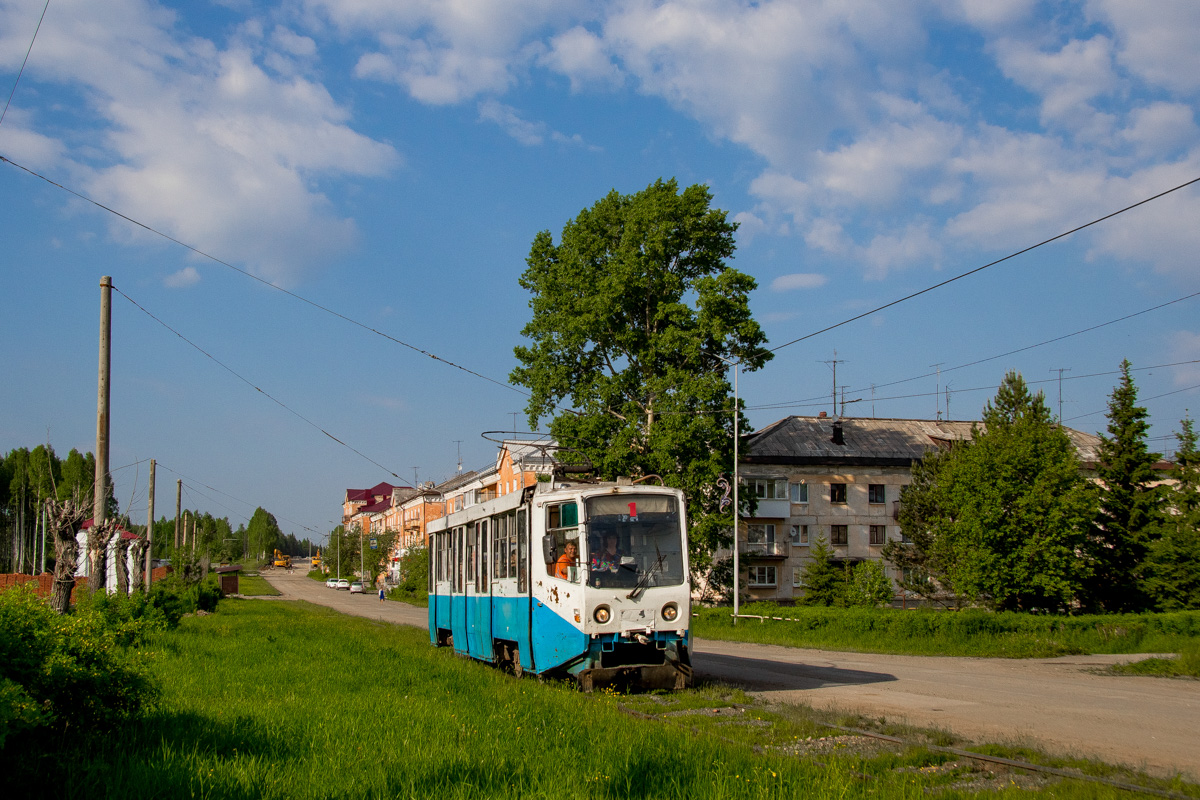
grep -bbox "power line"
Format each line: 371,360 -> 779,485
157,462 -> 335,536
768,174 -> 1200,354
0,153 -> 527,399
0,0 -> 50,130
113,285 -> 407,482
1066,383 -> 1200,423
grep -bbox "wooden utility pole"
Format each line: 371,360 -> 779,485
145,459 -> 155,587
94,276 -> 112,528
174,480 -> 182,548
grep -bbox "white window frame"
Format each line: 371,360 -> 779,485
793,567 -> 804,587
748,565 -> 777,587
790,524 -> 808,545
789,482 -> 809,503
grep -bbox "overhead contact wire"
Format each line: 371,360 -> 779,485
113,286 -> 405,482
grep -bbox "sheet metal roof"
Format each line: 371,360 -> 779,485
743,416 -> 1103,467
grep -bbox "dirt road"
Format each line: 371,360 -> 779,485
263,568 -> 1199,779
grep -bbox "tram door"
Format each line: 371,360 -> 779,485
450,526 -> 467,653
466,519 -> 492,660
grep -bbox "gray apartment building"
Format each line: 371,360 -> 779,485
736,414 -> 1103,601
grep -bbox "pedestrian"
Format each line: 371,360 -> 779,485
378,585 -> 385,603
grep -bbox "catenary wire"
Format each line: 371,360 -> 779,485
768,174 -> 1200,354
157,462 -> 334,536
0,0 -> 50,130
0,153 -> 529,401
113,285 -> 407,482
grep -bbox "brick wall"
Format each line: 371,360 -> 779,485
0,566 -> 172,598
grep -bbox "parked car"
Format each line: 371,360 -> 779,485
348,581 -> 364,594
325,578 -> 337,588
336,579 -> 350,590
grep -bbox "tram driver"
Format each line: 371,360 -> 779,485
590,533 -> 624,573
554,539 -> 579,582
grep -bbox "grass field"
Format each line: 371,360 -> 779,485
8,600 -> 1197,799
693,604 -> 1200,659
235,574 -> 281,596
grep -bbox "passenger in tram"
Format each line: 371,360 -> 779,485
554,540 -> 579,582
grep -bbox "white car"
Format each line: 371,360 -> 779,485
325,578 -> 337,588
348,581 -> 364,594
336,579 -> 350,590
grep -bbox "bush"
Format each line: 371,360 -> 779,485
0,586 -> 158,745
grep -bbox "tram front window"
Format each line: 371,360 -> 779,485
585,495 -> 684,590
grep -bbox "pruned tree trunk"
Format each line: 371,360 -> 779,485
87,518 -> 118,593
46,498 -> 87,614
129,537 -> 146,593
114,536 -> 131,595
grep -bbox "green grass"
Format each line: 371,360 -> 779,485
8,600 -> 1194,799
1109,643 -> 1200,678
387,586 -> 429,607
234,575 -> 281,596
694,604 -> 1200,658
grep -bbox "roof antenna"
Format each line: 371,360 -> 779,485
454,440 -> 463,472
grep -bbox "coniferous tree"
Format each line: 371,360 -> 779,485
1145,418 -> 1200,609
1086,360 -> 1162,612
800,536 -> 845,606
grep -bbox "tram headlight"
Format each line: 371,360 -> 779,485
661,602 -> 679,623
594,605 -> 611,624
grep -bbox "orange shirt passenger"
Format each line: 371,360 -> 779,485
554,541 -> 579,580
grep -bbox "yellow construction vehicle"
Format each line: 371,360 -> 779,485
274,549 -> 290,568
312,550 -> 322,569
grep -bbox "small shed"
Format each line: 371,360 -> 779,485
214,564 -> 243,595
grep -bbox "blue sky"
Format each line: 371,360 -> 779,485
2,0 -> 1199,544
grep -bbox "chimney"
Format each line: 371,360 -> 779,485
831,420 -> 844,446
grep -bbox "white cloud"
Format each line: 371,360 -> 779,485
1089,0 -> 1200,94
1,0 -> 399,285
164,266 -> 200,288
1121,102 -> 1197,158
542,26 -> 622,91
992,35 -> 1119,137
478,99 -> 546,145
771,273 -> 828,291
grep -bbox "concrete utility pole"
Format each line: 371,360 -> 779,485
94,276 -> 112,528
146,459 -> 155,587
174,480 -> 182,549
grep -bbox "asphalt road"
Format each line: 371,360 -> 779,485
262,566 -> 1199,780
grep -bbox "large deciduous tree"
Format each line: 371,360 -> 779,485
1085,360 -> 1163,612
510,178 -> 771,569
884,372 -> 1095,611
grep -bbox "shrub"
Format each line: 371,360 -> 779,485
0,586 -> 158,744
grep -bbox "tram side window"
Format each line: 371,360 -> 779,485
517,508 -> 528,593
493,514 -> 509,580
477,519 -> 489,592
546,502 -> 580,583
466,527 -> 476,584
453,527 -> 463,592
507,511 -> 518,580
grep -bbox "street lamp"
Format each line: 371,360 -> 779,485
714,353 -> 742,626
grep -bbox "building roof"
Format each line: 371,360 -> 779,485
743,416 -> 1104,468
345,482 -> 404,504
359,497 -> 392,515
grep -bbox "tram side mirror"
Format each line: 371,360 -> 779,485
542,534 -> 557,565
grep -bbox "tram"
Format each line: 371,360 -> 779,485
427,477 -> 693,690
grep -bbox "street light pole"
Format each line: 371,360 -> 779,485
713,353 -> 742,626
731,360 -> 740,626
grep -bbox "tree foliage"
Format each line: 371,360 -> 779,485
800,536 -> 845,606
1086,360 -> 1163,612
510,178 -> 772,570
1145,418 -> 1200,610
884,372 -> 1095,611
845,560 -> 893,608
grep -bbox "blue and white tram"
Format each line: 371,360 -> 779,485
427,479 -> 693,690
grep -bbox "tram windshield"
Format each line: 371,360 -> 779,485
585,495 -> 684,590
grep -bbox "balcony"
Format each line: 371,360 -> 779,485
739,541 -> 788,559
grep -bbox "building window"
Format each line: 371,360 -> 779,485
793,567 -> 804,587
753,478 -> 788,500
869,525 -> 887,545
790,524 -> 808,545
830,483 -> 847,504
746,523 -> 776,543
748,566 -> 776,587
868,484 -> 886,504
789,482 -> 808,503
830,524 -> 848,545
